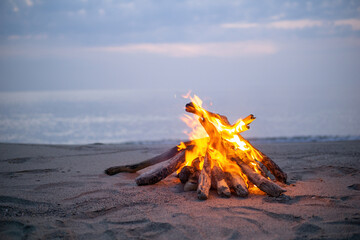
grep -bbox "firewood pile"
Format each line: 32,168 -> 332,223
106,96 -> 287,200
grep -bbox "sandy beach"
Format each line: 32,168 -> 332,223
0,140 -> 359,239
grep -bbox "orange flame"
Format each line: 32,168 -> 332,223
177,94 -> 267,188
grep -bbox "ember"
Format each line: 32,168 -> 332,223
106,95 -> 287,200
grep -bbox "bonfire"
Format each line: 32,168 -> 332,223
106,95 -> 287,200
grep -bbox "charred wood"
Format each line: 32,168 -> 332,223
211,159 -> 231,198
179,165 -> 194,184
184,170 -> 200,192
105,141 -> 194,175
197,153 -> 212,200
224,172 -> 248,197
232,157 -> 286,197
135,150 -> 186,185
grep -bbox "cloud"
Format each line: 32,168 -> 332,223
221,19 -> 324,30
91,42 -> 278,57
24,0 -> 33,7
334,19 -> 360,31
220,23 -> 259,29
267,19 -> 323,29
222,18 -> 360,31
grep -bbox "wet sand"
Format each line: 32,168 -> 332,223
0,141 -> 359,239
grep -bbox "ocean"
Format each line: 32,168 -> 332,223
0,89 -> 359,144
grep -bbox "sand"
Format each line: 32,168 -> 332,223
0,140 -> 359,239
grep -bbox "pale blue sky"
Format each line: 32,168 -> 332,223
0,0 -> 359,93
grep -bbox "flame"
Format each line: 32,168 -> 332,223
177,94 -> 267,187
182,90 -> 192,99
177,141 -> 187,151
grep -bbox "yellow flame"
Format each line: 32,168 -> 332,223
177,94 -> 265,189
177,142 -> 186,151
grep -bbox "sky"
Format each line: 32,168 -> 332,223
0,0 -> 360,142
0,0 -> 359,93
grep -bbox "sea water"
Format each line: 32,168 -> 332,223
0,89 -> 359,144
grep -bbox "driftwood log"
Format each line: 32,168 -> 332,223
183,158 -> 201,191
105,140 -> 194,175
184,170 -> 200,192
197,152 -> 212,200
135,149 -> 187,185
232,157 -> 285,197
224,171 -> 248,197
179,166 -> 194,183
211,158 -> 231,198
255,148 -> 287,183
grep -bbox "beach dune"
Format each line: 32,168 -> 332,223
0,141 -> 359,239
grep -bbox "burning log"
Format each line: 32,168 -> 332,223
232,157 -> 286,197
224,171 -> 248,197
254,150 -> 287,183
105,94 -> 287,200
178,157 -> 201,184
183,158 -> 201,191
105,140 -> 194,175
197,153 -> 212,200
185,102 -> 232,127
211,158 -> 231,198
135,150 -> 186,185
179,165 -> 194,183
184,170 -> 200,191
